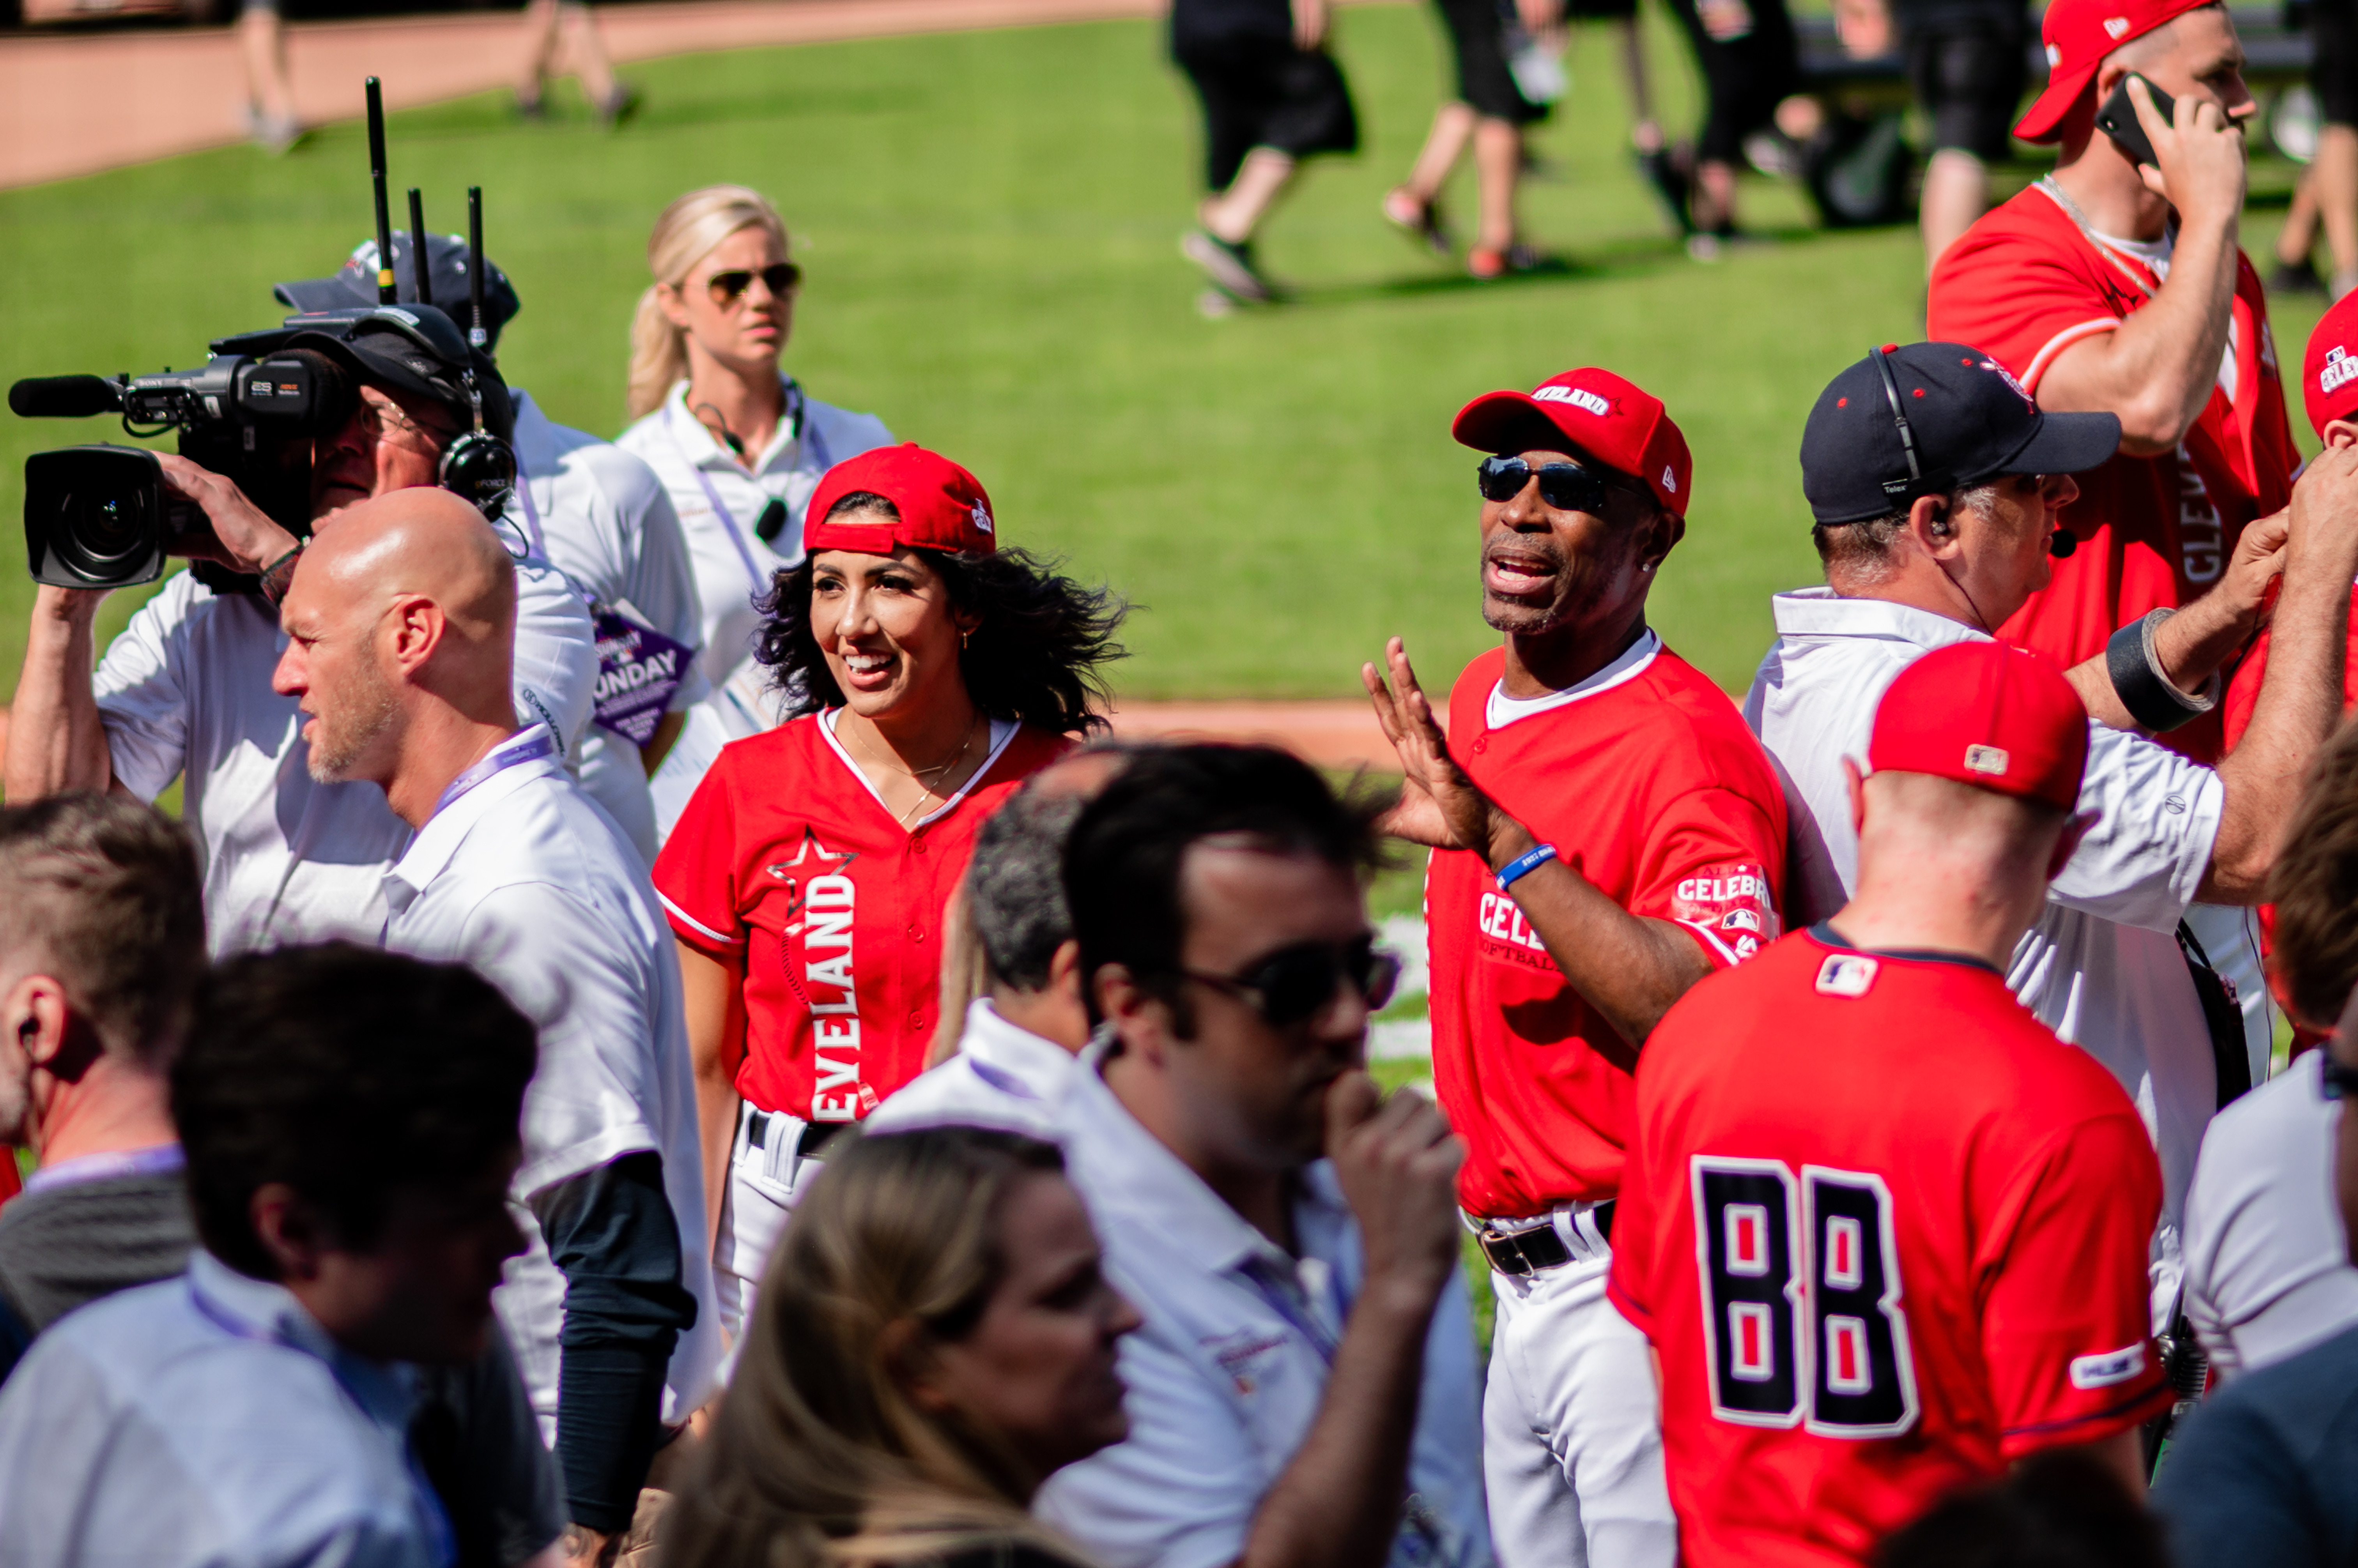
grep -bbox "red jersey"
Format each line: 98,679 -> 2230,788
1425,636 -> 1787,1218
1929,182 -> 2299,763
1606,928 -> 2169,1568
653,714 -> 1068,1123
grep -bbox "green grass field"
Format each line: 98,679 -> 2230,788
0,2 -> 2331,709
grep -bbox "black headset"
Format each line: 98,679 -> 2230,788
1868,345 -> 2075,558
437,365 -> 516,523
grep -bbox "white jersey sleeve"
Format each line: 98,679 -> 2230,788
510,559 -> 600,769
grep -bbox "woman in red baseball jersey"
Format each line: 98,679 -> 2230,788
654,442 -> 1125,1337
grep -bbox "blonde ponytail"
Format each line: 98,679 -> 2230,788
625,184 -> 791,421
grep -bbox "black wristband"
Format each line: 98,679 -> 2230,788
2105,609 -> 2216,733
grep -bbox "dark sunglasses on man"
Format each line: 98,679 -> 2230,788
1184,934 -> 1401,1029
1478,454 -> 1636,516
706,262 -> 802,306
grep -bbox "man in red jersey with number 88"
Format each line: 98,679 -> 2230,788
1608,641 -> 2170,1568
1365,367 -> 1787,1568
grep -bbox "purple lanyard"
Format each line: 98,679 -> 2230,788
186,1275 -> 457,1568
665,382 -> 832,600
429,729 -> 555,821
1244,1255 -> 1344,1368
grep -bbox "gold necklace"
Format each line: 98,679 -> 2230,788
845,714 -> 982,827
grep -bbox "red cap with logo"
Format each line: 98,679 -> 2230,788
2304,290 -> 2358,436
804,444 -> 999,556
1452,368 -> 1694,516
2014,0 -> 2215,143
1868,642 -> 2090,811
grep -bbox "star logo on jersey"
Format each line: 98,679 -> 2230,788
765,829 -> 858,933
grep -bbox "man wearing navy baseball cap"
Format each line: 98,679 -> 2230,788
1749,340 -> 2358,1338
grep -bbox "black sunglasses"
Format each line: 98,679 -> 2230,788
2321,1056 -> 2358,1101
1183,935 -> 1400,1029
706,263 -> 802,306
1477,454 -> 1632,515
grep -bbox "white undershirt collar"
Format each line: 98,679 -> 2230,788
1484,628 -> 1661,730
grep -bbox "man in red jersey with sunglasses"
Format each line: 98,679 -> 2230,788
1609,642 -> 2169,1566
1365,368 -> 1787,1568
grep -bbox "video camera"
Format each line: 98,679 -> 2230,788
7,78 -> 514,591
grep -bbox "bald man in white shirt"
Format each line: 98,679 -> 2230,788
271,490 -> 714,1568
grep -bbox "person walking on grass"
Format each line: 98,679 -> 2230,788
1385,0 -> 1562,279
1175,0 -> 1362,308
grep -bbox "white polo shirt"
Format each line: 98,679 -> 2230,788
2183,1050 -> 2358,1382
96,559 -> 597,953
0,1250 -> 442,1568
1036,1064 -> 1491,1568
510,390 -> 711,866
1747,588 -> 2227,1321
862,999 -> 1080,1140
615,376 -> 893,685
378,728 -> 719,1437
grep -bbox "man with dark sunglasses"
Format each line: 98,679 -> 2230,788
1362,366 -> 1786,1568
1038,743 -> 1491,1568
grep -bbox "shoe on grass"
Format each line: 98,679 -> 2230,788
1382,187 -> 1453,255
596,85 -> 643,127
246,107 -> 305,155
2272,255 -> 2324,295
1183,230 -> 1275,304
1468,243 -> 1545,280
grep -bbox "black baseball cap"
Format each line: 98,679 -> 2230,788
1800,343 -> 2121,525
274,231 -> 522,350
276,304 -> 515,443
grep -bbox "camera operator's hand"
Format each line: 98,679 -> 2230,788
2128,74 -> 2246,232
152,453 -> 300,576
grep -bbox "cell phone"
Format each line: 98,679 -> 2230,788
2095,73 -> 2177,168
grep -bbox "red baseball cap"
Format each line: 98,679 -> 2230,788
1868,642 -> 2090,811
1452,368 -> 1694,516
2304,290 -> 2358,436
2014,0 -> 2215,143
804,444 -> 999,556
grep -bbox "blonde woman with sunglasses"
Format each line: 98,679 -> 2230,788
618,186 -> 896,692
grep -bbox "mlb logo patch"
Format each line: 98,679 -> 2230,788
1964,744 -> 2010,777
2069,1343 -> 2146,1389
1815,954 -> 1879,998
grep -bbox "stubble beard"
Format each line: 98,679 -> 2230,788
306,668 -> 401,785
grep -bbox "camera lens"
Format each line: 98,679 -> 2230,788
23,446 -> 167,589
64,486 -> 149,570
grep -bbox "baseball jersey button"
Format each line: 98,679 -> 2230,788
913,836 -> 928,853
910,925 -> 926,942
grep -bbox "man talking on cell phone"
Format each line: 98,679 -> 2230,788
1927,0 -> 2299,1068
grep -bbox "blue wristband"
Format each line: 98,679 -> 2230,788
1495,843 -> 1558,891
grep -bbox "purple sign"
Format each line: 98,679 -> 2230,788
592,608 -> 692,746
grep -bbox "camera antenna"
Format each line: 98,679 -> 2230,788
365,77 -> 397,306
467,186 -> 488,350
405,188 -> 433,307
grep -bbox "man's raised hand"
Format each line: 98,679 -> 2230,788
1363,637 -> 1494,854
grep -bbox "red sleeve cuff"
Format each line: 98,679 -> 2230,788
1998,1377 -> 2172,1461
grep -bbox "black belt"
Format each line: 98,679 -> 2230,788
1478,1202 -> 1613,1277
747,1110 -> 846,1160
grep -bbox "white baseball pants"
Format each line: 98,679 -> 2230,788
713,1103 -> 831,1343
1483,1218 -> 1677,1568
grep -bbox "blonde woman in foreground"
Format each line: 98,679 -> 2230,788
616,184 -> 896,690
660,1126 -> 1139,1568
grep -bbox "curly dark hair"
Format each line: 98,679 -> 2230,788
752,496 -> 1128,736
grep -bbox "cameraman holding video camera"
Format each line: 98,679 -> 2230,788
274,232 -> 708,866
4,306 -> 599,954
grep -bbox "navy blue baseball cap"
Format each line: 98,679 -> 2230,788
274,231 -> 522,351
1800,343 -> 2121,525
